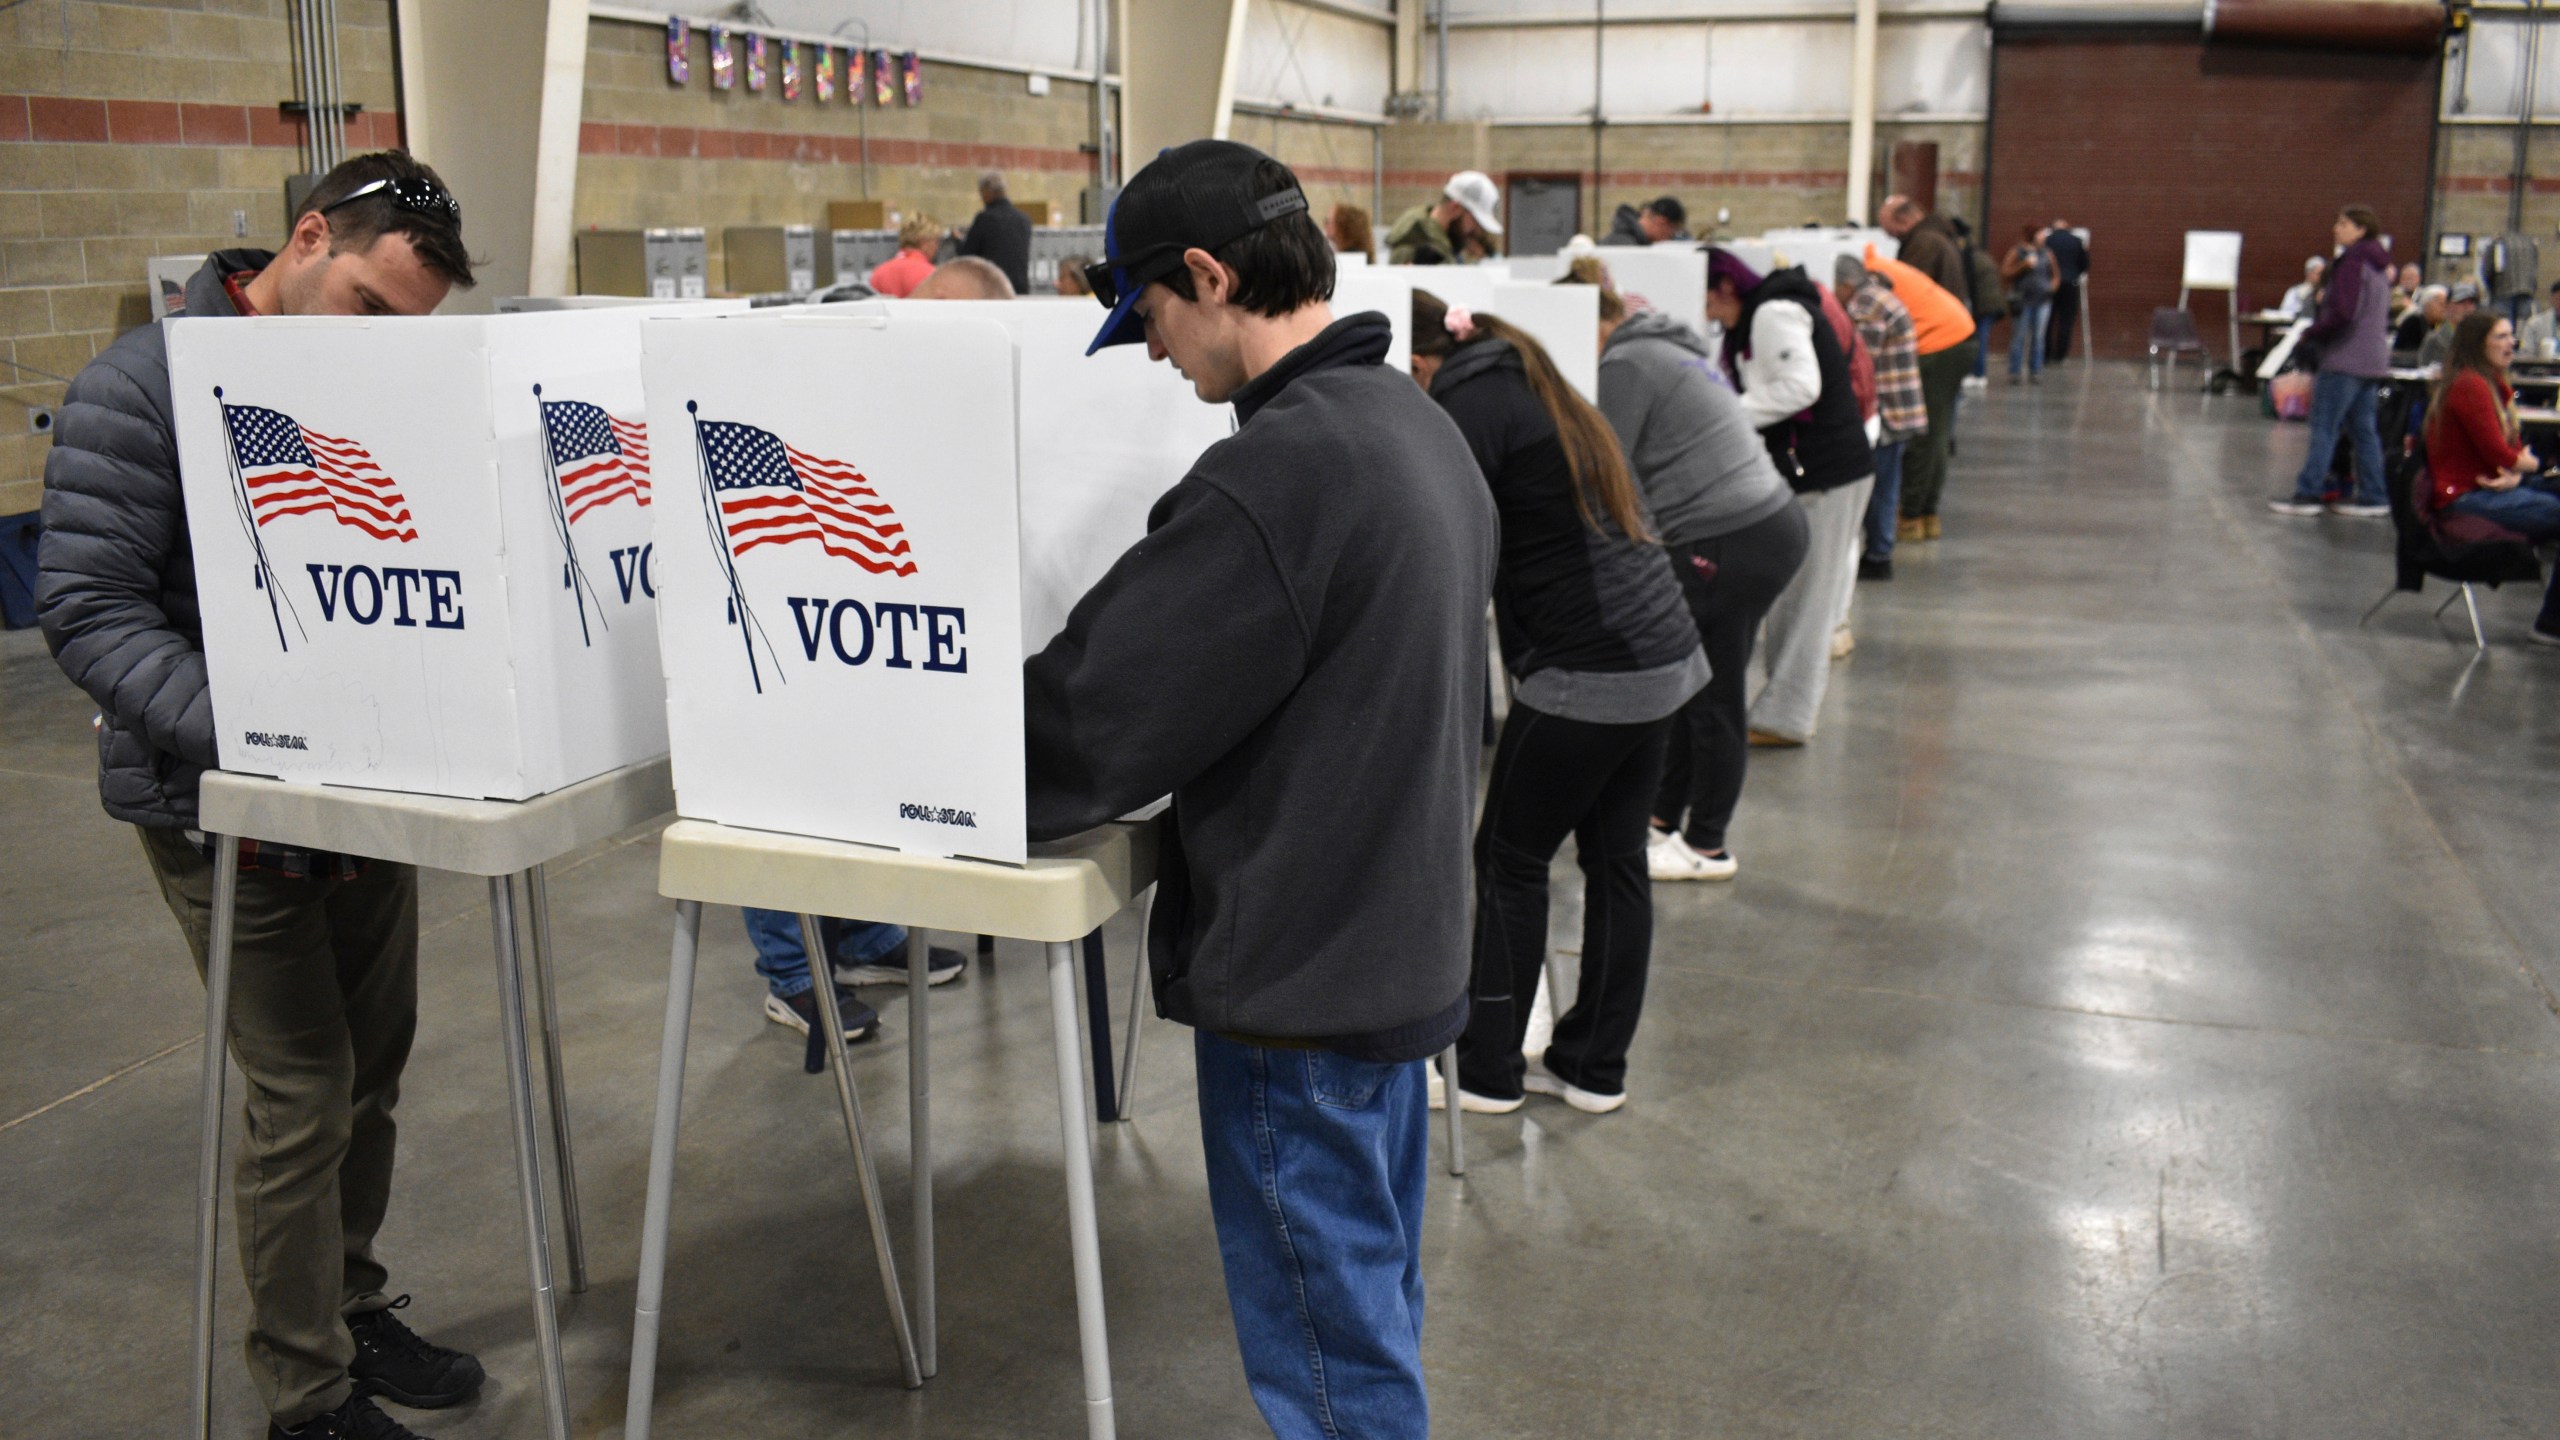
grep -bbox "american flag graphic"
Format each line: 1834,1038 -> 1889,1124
222,403 -> 418,543
540,399 -> 651,522
696,419 -> 915,576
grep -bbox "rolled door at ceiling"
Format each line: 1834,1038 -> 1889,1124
1986,33 -> 2437,359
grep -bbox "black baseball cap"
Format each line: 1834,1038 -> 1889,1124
1084,139 -> 1309,356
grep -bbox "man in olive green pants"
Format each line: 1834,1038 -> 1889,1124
141,826 -> 423,1421
1901,336 -> 1979,531
40,152 -> 488,1438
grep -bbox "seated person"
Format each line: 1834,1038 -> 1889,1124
908,255 -> 1015,300
2516,277 -> 2560,360
744,909 -> 964,1069
2279,256 -> 2326,317
2424,309 -> 2560,645
2394,285 -> 2446,357
2419,282 -> 2481,369
2391,262 -> 2424,318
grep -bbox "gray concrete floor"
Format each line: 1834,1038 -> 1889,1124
6,363 -> 2560,1438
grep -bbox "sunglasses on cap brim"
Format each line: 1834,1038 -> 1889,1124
319,175 -> 461,226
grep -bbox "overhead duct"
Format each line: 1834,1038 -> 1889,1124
1993,0 -> 2446,48
2203,0 -> 2448,51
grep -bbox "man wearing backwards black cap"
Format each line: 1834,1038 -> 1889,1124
1029,139 -> 1496,1438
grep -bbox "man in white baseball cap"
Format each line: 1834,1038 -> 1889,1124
1386,170 -> 1503,264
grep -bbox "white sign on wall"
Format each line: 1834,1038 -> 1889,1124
643,311 -> 1027,864
168,309 -> 686,801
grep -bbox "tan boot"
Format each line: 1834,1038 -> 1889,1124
1897,517 -> 1926,543
1923,515 -> 1942,540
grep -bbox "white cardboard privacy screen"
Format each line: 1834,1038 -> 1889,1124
168,309 -> 686,801
875,298 -> 1235,653
1599,246 -> 1710,338
1330,268 -> 1414,374
1490,282 -> 1600,400
643,312 -> 1027,864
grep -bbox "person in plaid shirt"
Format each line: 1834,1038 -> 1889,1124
1837,257 -> 1928,581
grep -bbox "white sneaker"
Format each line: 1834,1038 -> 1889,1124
1830,625 -> 1855,660
1523,1063 -> 1626,1114
1426,1066 -> 1525,1113
2328,501 -> 2390,519
1649,829 -> 1738,882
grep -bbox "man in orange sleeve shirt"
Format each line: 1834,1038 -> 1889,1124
1865,243 -> 1978,540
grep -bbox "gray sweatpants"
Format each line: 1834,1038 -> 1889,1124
1749,476 -> 1872,742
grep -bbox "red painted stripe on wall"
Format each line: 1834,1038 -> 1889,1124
2441,174 -> 2560,194
0,96 -> 402,149
577,120 -> 1091,172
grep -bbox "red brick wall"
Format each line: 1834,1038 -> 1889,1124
1987,35 -> 2438,360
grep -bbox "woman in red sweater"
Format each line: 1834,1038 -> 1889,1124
2427,310 -> 2560,643
866,213 -> 942,298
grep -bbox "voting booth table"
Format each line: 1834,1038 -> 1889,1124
167,306 -> 690,1439
617,301 -> 1250,1437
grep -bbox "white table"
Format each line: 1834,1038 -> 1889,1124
626,816 -> 1161,1440
190,759 -> 675,1440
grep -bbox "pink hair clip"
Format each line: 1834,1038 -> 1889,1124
1444,306 -> 1476,341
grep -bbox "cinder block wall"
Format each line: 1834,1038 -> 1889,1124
1225,111 -> 1381,238
1378,119 -> 1983,250
576,17 -> 1106,292
0,0 -> 396,516
2431,124 -> 2560,281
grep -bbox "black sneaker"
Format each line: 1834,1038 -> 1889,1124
1857,557 -> 1893,582
764,985 -> 883,1073
835,944 -> 968,987
270,1393 -> 432,1439
346,1296 -> 484,1409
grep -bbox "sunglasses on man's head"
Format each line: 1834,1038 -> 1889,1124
320,176 -> 461,226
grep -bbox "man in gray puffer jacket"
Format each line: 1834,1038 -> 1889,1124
39,153 -> 485,1440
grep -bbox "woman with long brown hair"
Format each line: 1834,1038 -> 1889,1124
2425,308 -> 2560,643
1411,288 -> 1706,1115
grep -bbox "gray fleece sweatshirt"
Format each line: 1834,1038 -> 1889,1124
1597,310 -> 1796,547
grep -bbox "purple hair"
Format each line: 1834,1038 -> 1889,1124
1707,247 -> 1763,298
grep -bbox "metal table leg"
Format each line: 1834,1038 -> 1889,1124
1046,941 -> 1117,1440
1082,930 -> 1117,1123
521,866 -> 587,1293
190,837 -> 241,1440
488,875 -> 571,1440
1439,1046 -> 1464,1177
802,915 -> 925,1390
624,900 -> 702,1440
1114,895 -> 1150,1122
909,928 -> 937,1379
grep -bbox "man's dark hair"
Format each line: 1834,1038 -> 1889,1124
294,150 -> 477,289
1156,157 -> 1334,318
1644,195 -> 1685,228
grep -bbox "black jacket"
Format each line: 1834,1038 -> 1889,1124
1428,339 -> 1698,684
2045,228 -> 2089,287
1022,312 -> 1497,1060
38,249 -> 266,828
1730,266 -> 1873,493
959,198 -> 1033,295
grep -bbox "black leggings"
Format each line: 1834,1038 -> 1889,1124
1652,503 -> 1811,853
1459,700 -> 1670,1099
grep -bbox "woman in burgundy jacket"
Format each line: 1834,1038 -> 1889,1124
2426,309 -> 2560,644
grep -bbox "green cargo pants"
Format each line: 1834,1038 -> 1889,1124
139,824 -> 420,1427
1901,337 -> 1979,520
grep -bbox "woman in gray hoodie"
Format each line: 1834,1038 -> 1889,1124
1589,283 -> 1810,881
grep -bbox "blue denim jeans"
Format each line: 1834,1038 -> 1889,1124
2449,480 -> 2560,631
1194,1030 -> 1431,1440
1863,440 -> 1906,563
740,907 -> 907,999
2008,300 -> 2051,376
2291,371 -> 2385,506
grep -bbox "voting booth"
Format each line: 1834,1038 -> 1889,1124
643,310 -> 1029,864
168,306 -> 715,802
